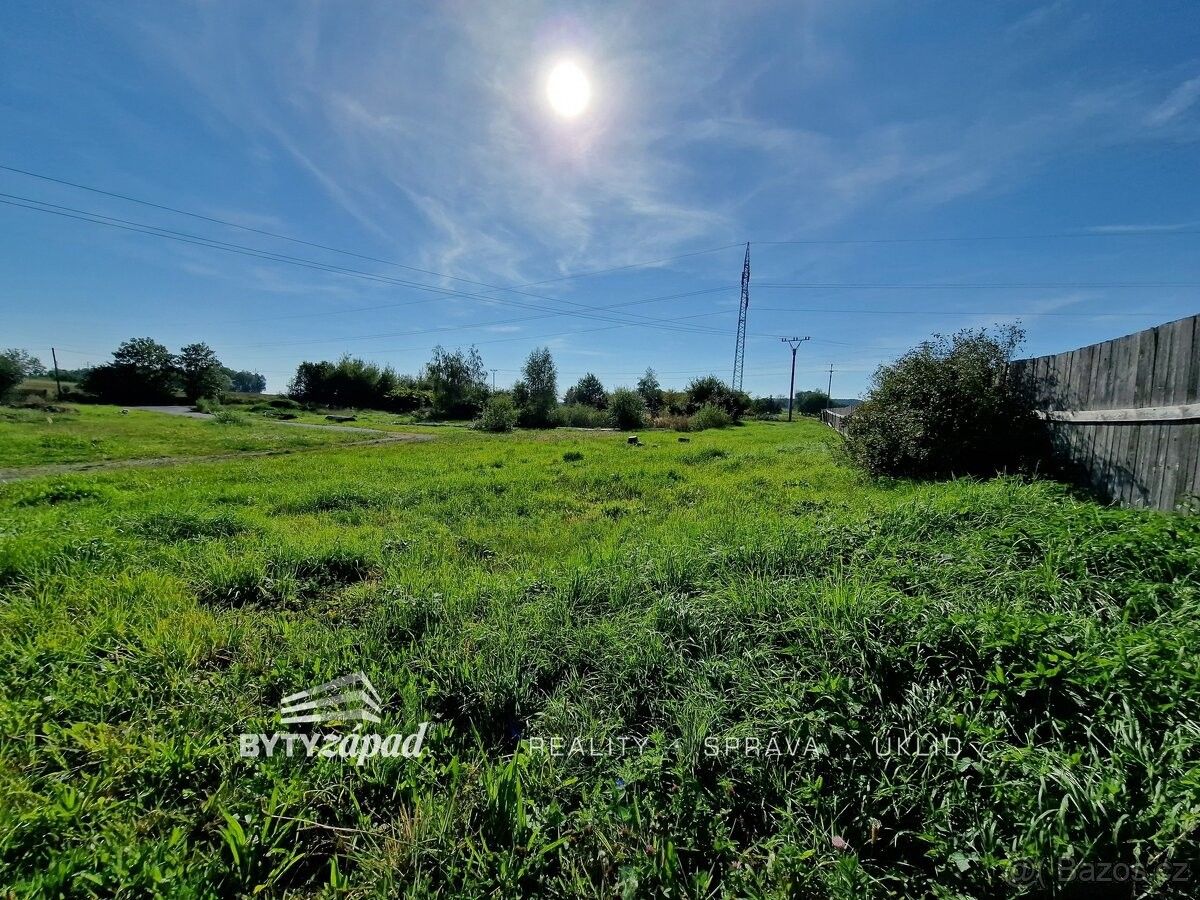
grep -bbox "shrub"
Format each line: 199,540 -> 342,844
607,387 -> 647,430
474,395 -> 519,433
844,325 -> 1044,479
195,396 -> 222,414
268,397 -> 301,410
386,386 -> 433,414
211,408 -> 248,426
684,375 -> 750,420
553,404 -> 609,428
288,356 -> 399,410
689,404 -> 733,431
0,353 -> 22,403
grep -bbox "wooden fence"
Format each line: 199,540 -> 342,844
1009,313 -> 1200,511
820,406 -> 854,435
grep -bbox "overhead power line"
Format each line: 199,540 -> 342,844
0,193 -> 768,341
0,162 -> 741,288
756,281 -> 1200,289
752,229 -> 1200,245
751,306 -> 1166,318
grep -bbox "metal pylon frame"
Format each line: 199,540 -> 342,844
731,242 -> 750,391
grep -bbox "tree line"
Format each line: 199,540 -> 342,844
1,340 -> 834,429
0,341 -> 266,404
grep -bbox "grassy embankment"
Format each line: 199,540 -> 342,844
0,419 -> 1197,897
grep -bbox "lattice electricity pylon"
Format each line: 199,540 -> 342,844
731,242 -> 751,391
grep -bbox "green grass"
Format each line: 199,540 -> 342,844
0,405 -> 383,469
0,420 -> 1197,897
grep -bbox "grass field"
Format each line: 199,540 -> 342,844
0,419 -> 1197,897
0,405 -> 389,470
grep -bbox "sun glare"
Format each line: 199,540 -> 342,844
546,60 -> 591,118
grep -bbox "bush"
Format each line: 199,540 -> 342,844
195,397 -> 222,414
288,356 -> 400,410
386,386 -> 433,414
268,397 -> 301,410
211,408 -> 248,426
607,388 -> 647,430
553,404 -> 610,428
689,404 -> 733,431
0,354 -> 22,403
684,376 -> 750,420
844,325 -> 1044,479
474,395 -> 518,433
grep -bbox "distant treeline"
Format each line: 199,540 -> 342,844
285,345 -> 762,431
3,340 -> 837,428
0,340 -> 266,404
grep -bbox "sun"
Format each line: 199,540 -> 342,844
546,60 -> 592,118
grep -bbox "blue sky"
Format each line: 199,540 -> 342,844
2,1 -> 1198,398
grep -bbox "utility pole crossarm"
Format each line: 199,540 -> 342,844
781,336 -> 811,422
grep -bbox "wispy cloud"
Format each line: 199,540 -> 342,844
1146,74 -> 1200,126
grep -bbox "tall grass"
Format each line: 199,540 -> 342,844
0,421 -> 1196,896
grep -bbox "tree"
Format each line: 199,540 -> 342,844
793,390 -> 831,416
518,347 -> 557,427
423,345 -> 487,418
751,396 -> 785,416
226,369 -> 267,393
563,373 -> 608,409
608,387 -> 647,430
684,375 -> 751,420
844,325 -> 1043,479
0,354 -> 22,402
82,337 -> 179,403
2,349 -> 46,377
179,343 -> 229,403
636,368 -> 664,415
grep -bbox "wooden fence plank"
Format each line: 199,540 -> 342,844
1012,314 -> 1200,511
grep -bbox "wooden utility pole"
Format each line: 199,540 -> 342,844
781,336 -> 811,421
826,364 -> 834,408
50,347 -> 63,399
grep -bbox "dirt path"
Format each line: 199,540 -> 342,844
0,430 -> 431,484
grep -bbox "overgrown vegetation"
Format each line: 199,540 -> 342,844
2,420 -> 1194,896
845,325 -> 1045,479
